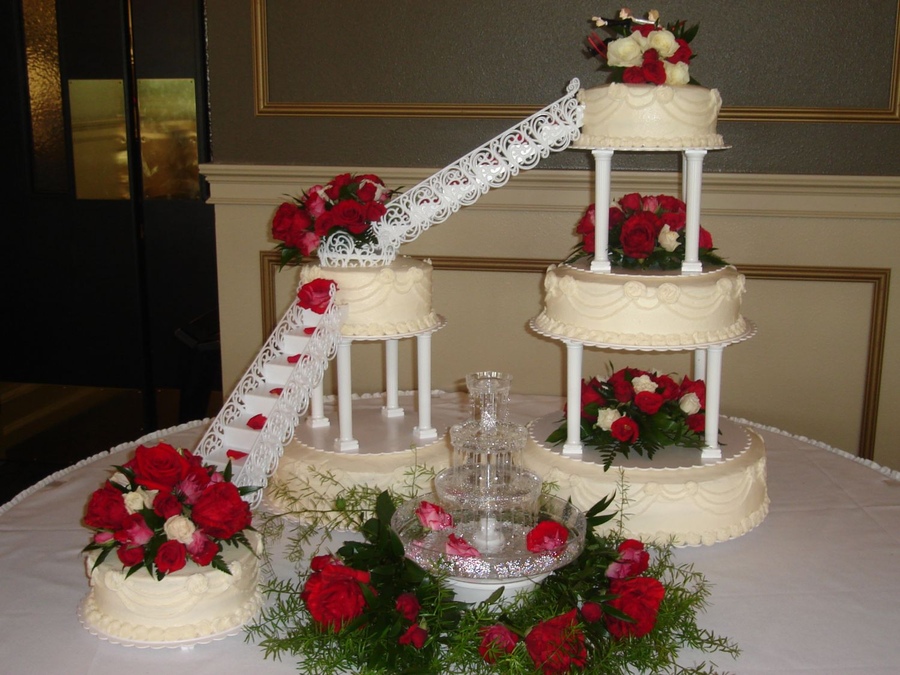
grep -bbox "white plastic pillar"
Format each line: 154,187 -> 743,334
563,340 -> 584,455
682,149 -> 707,274
693,349 -> 707,382
307,380 -> 329,428
590,149 -> 614,273
382,338 -> 404,418
334,338 -> 359,452
413,332 -> 437,440
702,344 -> 723,459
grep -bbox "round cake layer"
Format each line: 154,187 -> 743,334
300,256 -> 438,337
534,262 -> 747,347
526,416 -> 769,547
574,83 -> 725,150
81,532 -> 262,644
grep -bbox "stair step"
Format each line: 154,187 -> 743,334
282,330 -> 311,353
263,357 -> 297,384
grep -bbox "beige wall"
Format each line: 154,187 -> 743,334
202,164 -> 900,472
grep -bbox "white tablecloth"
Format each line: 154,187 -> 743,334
1,396 -> 899,674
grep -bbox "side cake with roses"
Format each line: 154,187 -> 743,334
79,442 -> 264,644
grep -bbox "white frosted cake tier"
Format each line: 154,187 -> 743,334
526,415 -> 769,547
80,532 -> 263,645
300,256 -> 439,337
573,83 -> 726,150
533,262 -> 747,348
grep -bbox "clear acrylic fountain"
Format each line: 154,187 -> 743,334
391,372 -> 586,603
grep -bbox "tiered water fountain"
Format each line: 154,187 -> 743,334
391,372 -> 586,603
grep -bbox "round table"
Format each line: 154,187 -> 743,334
1,396 -> 898,674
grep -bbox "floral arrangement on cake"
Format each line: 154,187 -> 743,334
547,366 -> 708,469
82,442 -> 259,579
271,172 -> 396,268
248,490 -> 738,674
586,8 -> 700,85
568,192 -> 725,270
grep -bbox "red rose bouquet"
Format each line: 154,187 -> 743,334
271,172 -> 396,268
547,366 -> 708,469
570,192 -> 725,270
586,8 -> 700,86
82,442 -> 259,580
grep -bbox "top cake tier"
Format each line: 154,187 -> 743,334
573,83 -> 726,151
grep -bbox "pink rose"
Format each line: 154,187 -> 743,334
606,539 -> 650,579
187,532 -> 219,566
445,534 -> 480,557
478,624 -> 519,664
526,520 -> 569,554
114,513 -> 153,547
415,501 -> 453,531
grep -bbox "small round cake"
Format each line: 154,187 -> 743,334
526,416 -> 769,547
574,83 -> 725,150
299,256 -> 438,337
80,532 -> 263,644
533,261 -> 747,347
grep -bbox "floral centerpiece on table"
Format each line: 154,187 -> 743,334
82,442 -> 259,579
271,172 -> 396,268
247,491 -> 738,674
547,366 -> 708,469
586,8 -> 700,86
568,192 -> 725,270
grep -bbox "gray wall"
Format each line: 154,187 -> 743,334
206,0 -> 899,175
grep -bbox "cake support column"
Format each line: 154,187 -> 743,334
413,332 -> 437,440
590,149 -> 614,273
307,381 -> 329,428
682,149 -> 707,274
563,340 -> 584,455
693,349 -> 707,381
382,338 -> 404,418
334,338 -> 359,452
702,344 -> 723,459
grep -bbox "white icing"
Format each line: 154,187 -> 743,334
534,262 -> 747,346
81,532 -> 262,642
299,256 -> 438,337
574,83 -> 725,150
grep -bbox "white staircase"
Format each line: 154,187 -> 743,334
194,80 -> 585,505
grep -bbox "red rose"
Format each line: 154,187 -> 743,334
606,539 -> 650,579
698,226 -> 714,249
187,532 -> 219,566
272,202 -> 313,249
84,482 -> 130,530
634,391 -> 664,415
313,210 -> 337,237
329,200 -> 370,235
116,545 -> 145,567
325,173 -> 353,200
654,374 -> 679,401
153,491 -> 183,519
398,623 -> 428,649
155,540 -> 187,575
608,369 -> 635,403
478,624 -> 519,664
608,205 -> 626,229
679,376 -> 706,407
581,602 -> 603,623
395,593 -> 420,621
622,66 -> 647,84
525,609 -> 587,674
131,443 -> 190,491
619,213 -> 660,259
301,560 -> 372,632
576,204 -> 595,236
526,520 -> 569,554
687,413 -> 705,433
191,482 -> 252,540
641,58 -> 667,85
667,38 -> 693,65
297,278 -> 337,313
656,194 -> 686,214
618,193 -> 643,213
610,416 -> 639,443
605,577 -> 666,639
578,378 -> 606,418
364,200 -> 387,225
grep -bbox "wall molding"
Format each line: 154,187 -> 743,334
251,0 -> 900,123
259,251 -> 889,461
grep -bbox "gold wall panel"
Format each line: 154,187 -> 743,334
69,79 -> 129,200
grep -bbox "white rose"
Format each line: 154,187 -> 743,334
164,515 -> 196,545
123,490 -> 145,514
648,29 -> 678,58
596,407 -> 623,432
631,374 -> 657,394
663,61 -> 690,85
607,35 -> 644,67
679,392 -> 702,415
658,224 -> 680,252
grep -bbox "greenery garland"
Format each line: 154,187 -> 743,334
247,471 -> 739,674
